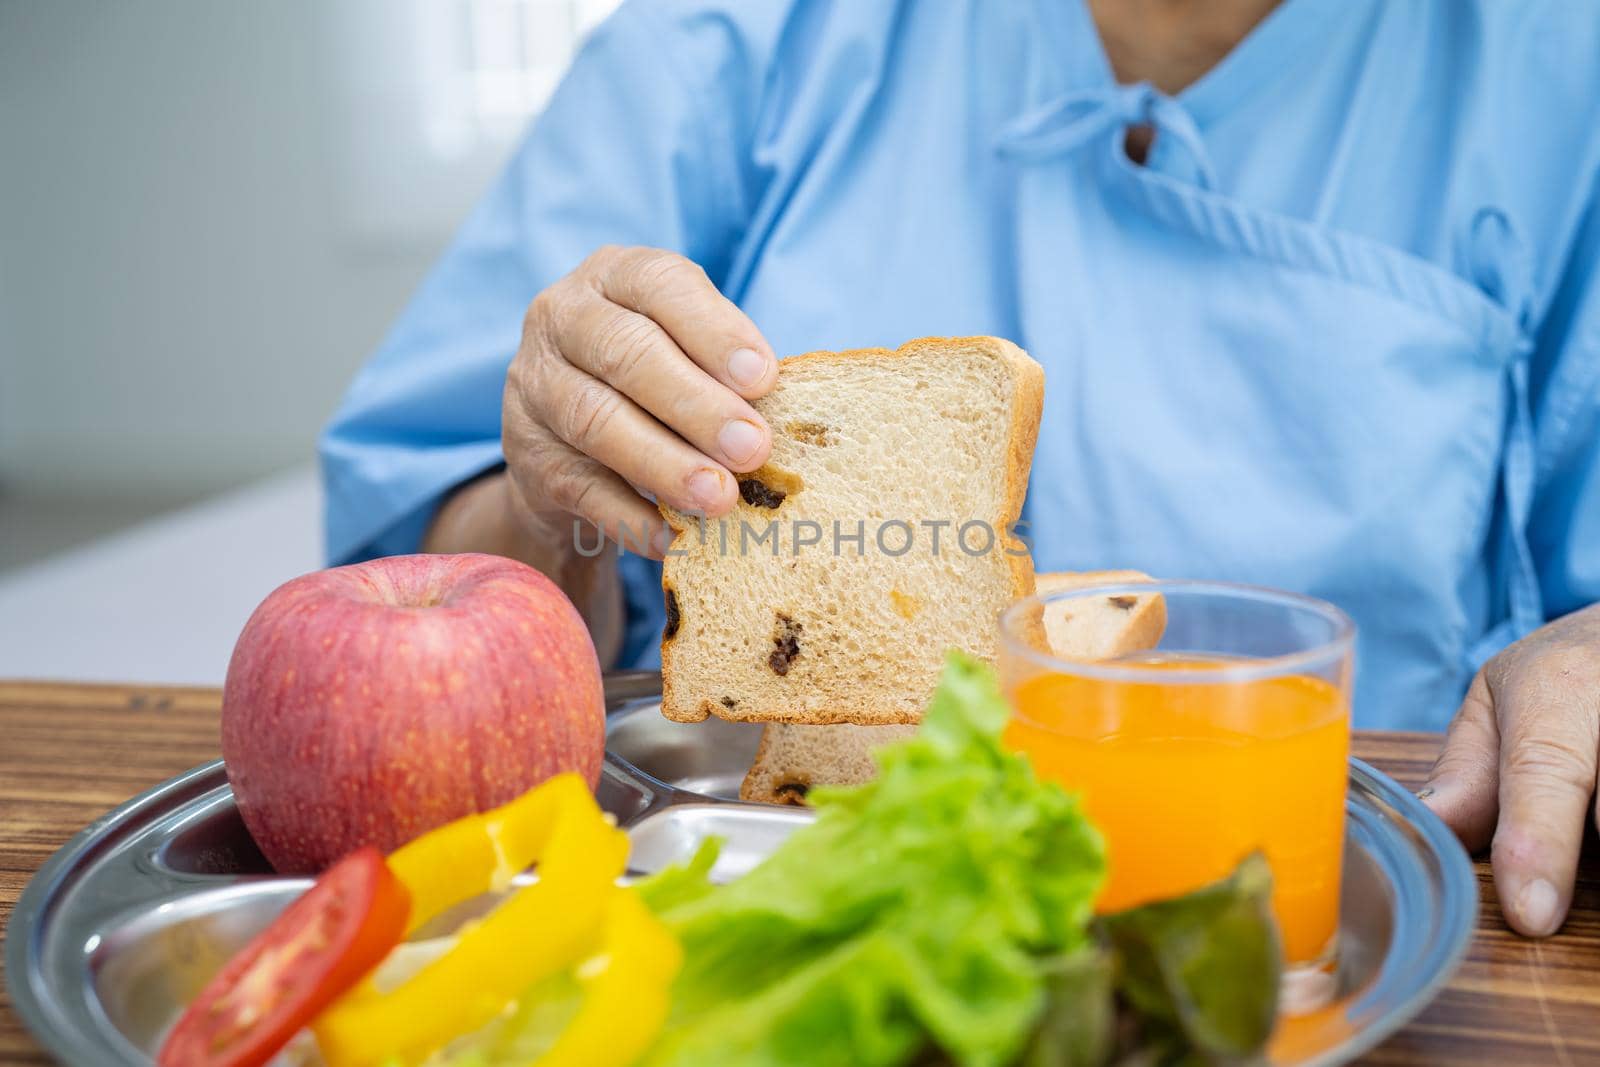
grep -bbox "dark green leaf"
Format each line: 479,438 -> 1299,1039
1099,854 -> 1281,1063
1019,949 -> 1115,1067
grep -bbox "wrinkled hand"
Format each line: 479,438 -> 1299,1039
1422,604 -> 1600,936
502,245 -> 777,559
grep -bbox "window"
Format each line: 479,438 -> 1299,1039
328,0 -> 622,247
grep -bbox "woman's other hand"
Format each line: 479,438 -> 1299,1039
1422,604 -> 1600,936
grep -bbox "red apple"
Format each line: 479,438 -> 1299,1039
222,553 -> 605,873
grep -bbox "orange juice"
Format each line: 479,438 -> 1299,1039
1005,659 -> 1348,963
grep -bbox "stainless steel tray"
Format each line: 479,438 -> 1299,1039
6,671 -> 1476,1066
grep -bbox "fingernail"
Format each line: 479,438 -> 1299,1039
1515,878 -> 1561,937
718,419 -> 764,464
727,347 -> 771,389
687,468 -> 725,509
1417,776 -> 1455,806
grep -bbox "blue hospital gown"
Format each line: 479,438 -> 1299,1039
320,0 -> 1600,730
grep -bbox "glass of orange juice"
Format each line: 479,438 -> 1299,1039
998,580 -> 1354,996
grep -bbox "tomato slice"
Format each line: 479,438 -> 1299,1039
158,846 -> 409,1067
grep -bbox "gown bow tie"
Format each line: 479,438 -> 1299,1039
995,81 -> 1217,191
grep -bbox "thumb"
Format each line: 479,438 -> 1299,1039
1420,670 -> 1500,853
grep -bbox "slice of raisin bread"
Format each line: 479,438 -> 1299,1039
1035,569 -> 1166,661
659,336 -> 1044,725
739,570 -> 1166,804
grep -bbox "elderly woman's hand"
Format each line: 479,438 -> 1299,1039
1421,604 -> 1600,936
501,245 -> 778,558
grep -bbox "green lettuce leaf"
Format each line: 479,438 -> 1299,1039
636,652 -> 1107,1067
634,835 -> 722,916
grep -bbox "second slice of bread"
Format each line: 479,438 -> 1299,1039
1035,569 -> 1167,659
739,570 -> 1167,803
659,337 -> 1044,725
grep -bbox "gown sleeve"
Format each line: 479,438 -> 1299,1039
318,2 -> 754,664
1530,185 -> 1600,622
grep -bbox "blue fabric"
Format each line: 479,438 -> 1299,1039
321,0 -> 1600,730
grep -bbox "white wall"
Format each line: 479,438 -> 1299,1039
0,3 -> 622,678
0,1 -> 455,504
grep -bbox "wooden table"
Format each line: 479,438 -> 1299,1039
2,682 -> 1598,1065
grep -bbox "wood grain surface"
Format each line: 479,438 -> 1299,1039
2,682 -> 1598,1065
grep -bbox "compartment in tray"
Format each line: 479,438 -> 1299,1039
154,793 -> 272,877
605,700 -> 763,800
85,806 -> 809,1058
89,882 -> 305,1056
626,803 -> 810,881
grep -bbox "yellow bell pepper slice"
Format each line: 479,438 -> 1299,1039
385,772 -> 593,935
532,888 -> 682,1067
313,776 -> 628,1067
